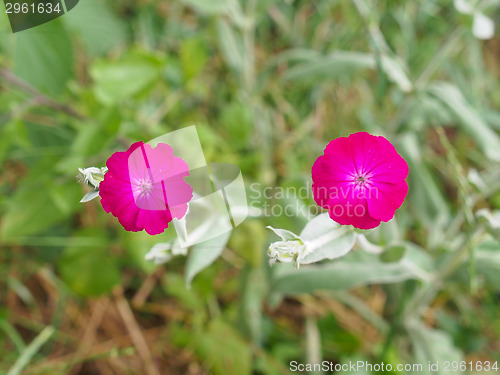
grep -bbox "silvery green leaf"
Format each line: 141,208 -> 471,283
145,242 -> 173,264
380,244 -> 406,263
217,19 -> 245,73
271,251 -> 426,294
476,238 -> 500,287
428,83 -> 500,161
80,190 -> 100,203
300,213 -> 337,240
283,51 -> 375,81
467,168 -> 487,193
269,49 -> 322,67
408,322 -> 463,375
381,55 -> 413,93
402,243 -> 435,276
145,240 -> 187,265
282,50 -> 412,92
472,13 -> 495,40
399,133 -> 450,247
299,213 -> 356,264
185,232 -> 230,287
476,209 -> 500,238
476,209 -> 500,231
183,0 -> 229,15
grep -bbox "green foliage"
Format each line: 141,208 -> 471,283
185,232 -> 230,286
409,323 -> 463,375
13,20 -> 73,96
271,251 -> 425,295
1,0 -> 500,373
193,320 -> 252,375
91,50 -> 164,105
380,245 -> 407,263
180,38 -> 208,82
63,0 -> 127,56
476,239 -> 500,288
58,228 -> 121,297
1,172 -> 81,241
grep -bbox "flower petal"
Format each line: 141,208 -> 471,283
327,194 -> 381,230
367,180 -> 408,222
368,136 -> 409,183
311,132 -> 409,230
99,141 -> 193,235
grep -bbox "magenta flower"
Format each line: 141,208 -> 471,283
99,141 -> 193,235
312,132 -> 408,230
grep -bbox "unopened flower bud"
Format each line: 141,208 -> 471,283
77,166 -> 108,189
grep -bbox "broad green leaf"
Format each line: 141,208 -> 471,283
272,251 -> 424,295
63,0 -> 127,55
70,123 -> 113,157
13,20 -> 73,96
1,177 -> 81,241
428,82 -> 500,161
91,51 -> 164,105
380,244 -> 406,263
58,229 -> 121,297
185,232 -> 230,286
180,38 -> 208,81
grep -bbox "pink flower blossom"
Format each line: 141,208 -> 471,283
312,132 -> 408,230
99,141 -> 193,235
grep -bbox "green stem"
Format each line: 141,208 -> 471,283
7,326 -> 55,375
305,316 -> 322,373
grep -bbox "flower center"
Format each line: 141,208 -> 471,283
354,174 -> 368,186
138,179 -> 153,195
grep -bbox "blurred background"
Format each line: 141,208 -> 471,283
1,0 -> 500,374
